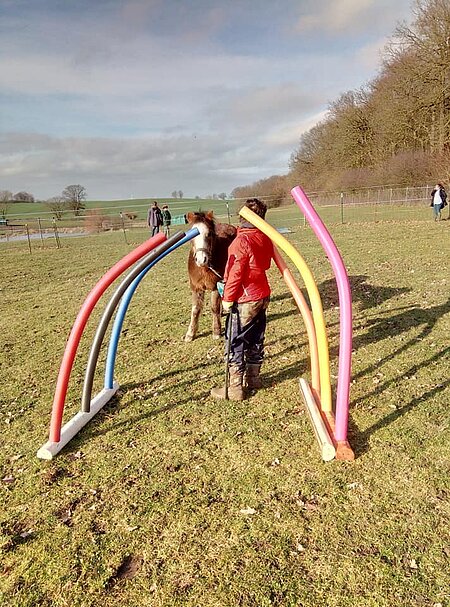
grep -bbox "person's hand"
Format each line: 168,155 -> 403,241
222,300 -> 234,313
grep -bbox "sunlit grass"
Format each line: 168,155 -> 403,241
1,212 -> 449,606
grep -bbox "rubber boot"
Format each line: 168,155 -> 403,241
210,365 -> 245,401
245,363 -> 262,390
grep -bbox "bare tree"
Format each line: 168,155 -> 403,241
178,190 -> 183,199
0,190 -> 12,218
232,175 -> 288,208
45,196 -> 67,219
62,184 -> 87,216
171,190 -> 178,198
218,192 -> 227,200
391,0 -> 450,153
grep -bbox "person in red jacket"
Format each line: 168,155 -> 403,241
211,198 -> 274,401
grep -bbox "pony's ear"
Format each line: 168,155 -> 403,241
186,212 -> 195,223
206,210 -> 214,220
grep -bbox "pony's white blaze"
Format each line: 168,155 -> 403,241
192,221 -> 210,266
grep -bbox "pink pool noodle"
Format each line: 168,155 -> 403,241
291,186 -> 352,443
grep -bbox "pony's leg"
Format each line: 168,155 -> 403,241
185,289 -> 205,342
210,289 -> 222,339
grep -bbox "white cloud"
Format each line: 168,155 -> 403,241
262,110 -> 328,147
205,84 -> 322,137
294,0 -> 410,34
357,37 -> 389,71
295,0 -> 374,33
0,0 -> 414,198
0,130 -> 289,198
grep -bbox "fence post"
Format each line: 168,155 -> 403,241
226,200 -> 231,224
405,187 -> 409,204
52,218 -> 61,249
120,212 -> 128,244
38,217 -> 44,244
340,192 -> 344,224
25,223 -> 32,254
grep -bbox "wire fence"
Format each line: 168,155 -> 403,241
302,184 -> 448,226
1,184 -> 447,253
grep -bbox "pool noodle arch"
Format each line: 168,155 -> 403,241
239,204 -> 354,461
80,230 -> 192,413
290,186 -> 353,457
38,230 -> 198,459
239,205 -> 332,412
38,195 -> 352,461
48,232 -> 166,444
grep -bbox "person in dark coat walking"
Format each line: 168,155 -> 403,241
162,205 -> 172,237
147,201 -> 163,236
430,183 -> 447,221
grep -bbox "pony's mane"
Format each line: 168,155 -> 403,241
187,211 -> 216,232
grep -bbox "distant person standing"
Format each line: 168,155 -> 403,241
162,204 -> 172,237
147,201 -> 163,236
430,183 -> 447,221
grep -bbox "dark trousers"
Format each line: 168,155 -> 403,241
151,225 -> 160,236
225,298 -> 269,373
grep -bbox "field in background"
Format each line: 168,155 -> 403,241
2,184 -> 448,249
2,197 -> 231,223
1,207 -> 449,606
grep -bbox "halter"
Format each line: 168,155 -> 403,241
207,265 -> 223,280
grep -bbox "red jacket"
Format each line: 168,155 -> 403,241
223,227 -> 274,303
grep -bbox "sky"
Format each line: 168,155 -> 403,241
0,0 -> 414,200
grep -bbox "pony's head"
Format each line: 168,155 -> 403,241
187,211 -> 216,267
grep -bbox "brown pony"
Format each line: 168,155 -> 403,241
185,211 -> 236,341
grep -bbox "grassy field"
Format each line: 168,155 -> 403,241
1,209 -> 449,606
3,197 -> 233,223
3,194 -> 444,230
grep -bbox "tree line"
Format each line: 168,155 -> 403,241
233,0 -> 450,201
0,185 -> 87,219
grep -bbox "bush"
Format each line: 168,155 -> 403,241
84,209 -> 107,233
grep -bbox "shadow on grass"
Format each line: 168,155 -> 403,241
315,275 -> 411,311
267,307 -> 299,322
77,388 -> 212,445
352,298 -> 450,391
270,292 -> 294,303
121,359 -> 213,387
353,375 -> 450,456
78,290 -> 447,458
353,343 -> 450,408
263,358 -> 308,385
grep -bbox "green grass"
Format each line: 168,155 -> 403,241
1,210 -> 449,606
4,195 -> 443,229
3,197 -> 235,223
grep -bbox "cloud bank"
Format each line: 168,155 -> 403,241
0,0 -> 413,199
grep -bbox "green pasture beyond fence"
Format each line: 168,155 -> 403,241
1,186 -> 447,252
